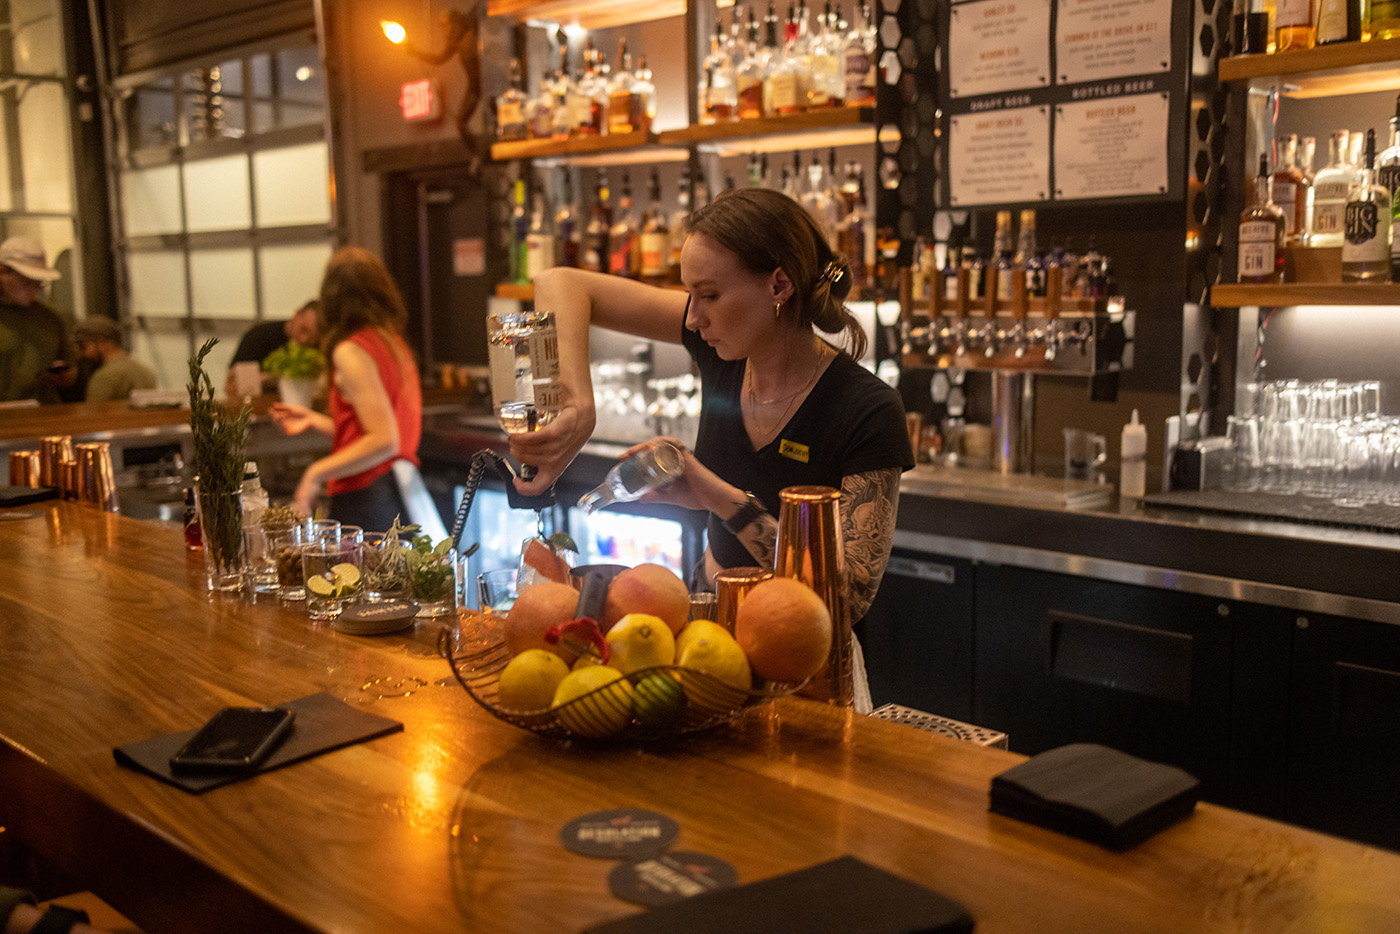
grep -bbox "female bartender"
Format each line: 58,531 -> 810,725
516,188 -> 914,710
271,247 -> 422,529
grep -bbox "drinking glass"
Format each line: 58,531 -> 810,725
270,523 -> 309,602
302,539 -> 362,621
308,518 -> 341,543
476,568 -> 519,613
411,545 -> 460,618
1300,419 -> 1339,498
362,533 -> 412,602
1260,417 -> 1302,494
1221,415 -> 1261,493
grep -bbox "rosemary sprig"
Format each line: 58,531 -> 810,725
188,338 -> 251,573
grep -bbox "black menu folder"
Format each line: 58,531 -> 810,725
583,856 -> 974,934
989,743 -> 1200,851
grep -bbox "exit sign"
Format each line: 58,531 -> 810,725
399,79 -> 440,123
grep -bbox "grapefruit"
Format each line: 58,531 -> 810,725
732,577 -> 832,683
600,563 -> 690,635
504,580 -> 581,660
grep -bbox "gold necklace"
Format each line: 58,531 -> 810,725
745,344 -> 828,437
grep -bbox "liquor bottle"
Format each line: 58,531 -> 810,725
835,162 -> 869,290
550,44 -> 573,139
1309,130 -> 1357,247
525,189 -> 555,281
1316,0 -> 1362,42
800,152 -> 838,236
575,41 -> 606,135
609,171 -> 640,277
1374,0 -> 1400,38
555,169 -> 580,268
966,248 -> 986,299
942,231 -> 961,304
496,59 -> 528,142
576,441 -> 684,514
992,210 -> 1014,302
582,173 -> 611,273
1392,178 -> 1400,281
606,38 -> 642,136
486,310 -> 562,480
1376,94 -> 1400,199
1239,156 -> 1286,283
633,55 -> 656,132
808,0 -> 843,108
1342,129 -> 1392,282
1274,0 -> 1315,49
767,4 -> 808,115
667,169 -> 691,280
509,179 -> 529,284
639,168 -> 671,284
526,68 -> 556,140
736,9 -> 768,119
1271,135 -> 1307,246
700,19 -> 737,123
1014,209 -> 1039,294
843,1 -> 877,107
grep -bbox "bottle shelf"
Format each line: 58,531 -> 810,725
1211,282 -> 1400,307
1218,37 -> 1400,97
490,108 -> 881,164
486,0 -> 684,31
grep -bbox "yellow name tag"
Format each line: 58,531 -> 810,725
779,439 -> 809,463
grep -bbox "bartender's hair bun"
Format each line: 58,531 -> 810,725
689,188 -> 867,360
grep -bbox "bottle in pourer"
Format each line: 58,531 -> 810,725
577,441 -> 684,514
487,309 -> 562,480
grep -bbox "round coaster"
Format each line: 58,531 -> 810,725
608,851 -> 737,907
559,809 -> 679,860
333,600 -> 418,635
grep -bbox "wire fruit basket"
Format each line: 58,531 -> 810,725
439,611 -> 806,741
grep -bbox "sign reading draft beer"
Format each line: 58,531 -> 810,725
941,0 -> 1183,206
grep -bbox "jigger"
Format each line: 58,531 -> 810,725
74,442 -> 120,512
9,450 -> 41,487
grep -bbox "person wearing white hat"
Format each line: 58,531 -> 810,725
0,235 -> 76,403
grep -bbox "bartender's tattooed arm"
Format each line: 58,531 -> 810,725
841,467 -> 901,621
736,511 -> 778,569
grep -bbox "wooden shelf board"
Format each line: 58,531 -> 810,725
1211,282 -> 1400,307
490,129 -> 658,161
495,283 -> 535,301
656,107 -> 877,148
1219,38 -> 1400,97
486,0 -> 684,29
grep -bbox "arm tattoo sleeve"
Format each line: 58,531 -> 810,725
737,513 -> 779,569
840,467 -> 902,621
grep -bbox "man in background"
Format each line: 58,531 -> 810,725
224,299 -> 319,398
74,316 -> 157,402
0,236 -> 75,403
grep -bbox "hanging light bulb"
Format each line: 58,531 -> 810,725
381,20 -> 407,44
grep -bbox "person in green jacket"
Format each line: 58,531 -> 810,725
0,236 -> 76,404
74,316 -> 157,402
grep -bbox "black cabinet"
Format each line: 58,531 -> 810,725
972,563 -> 1235,804
1288,611 -> 1400,852
861,550 -> 976,722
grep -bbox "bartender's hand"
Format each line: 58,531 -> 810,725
293,470 -> 322,517
508,400 -> 595,496
621,437 -> 733,514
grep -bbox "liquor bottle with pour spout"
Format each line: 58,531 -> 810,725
576,440 -> 685,514
487,309 -> 562,480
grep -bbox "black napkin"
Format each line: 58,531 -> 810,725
989,743 -> 1199,850
114,692 -> 403,793
583,856 -> 973,934
0,485 -> 57,507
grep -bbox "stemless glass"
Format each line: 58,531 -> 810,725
476,568 -> 519,613
302,539 -> 362,621
270,522 -> 309,603
1222,415 -> 1261,493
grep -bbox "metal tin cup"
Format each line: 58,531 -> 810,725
774,485 -> 851,706
713,567 -> 773,635
74,441 -> 119,512
9,450 -> 40,487
39,436 -> 73,489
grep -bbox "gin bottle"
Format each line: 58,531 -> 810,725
1238,155 -> 1287,284
577,441 -> 684,514
487,310 -> 562,479
1309,131 -> 1355,247
1343,129 -> 1392,282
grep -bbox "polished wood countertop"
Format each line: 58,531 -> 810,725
2,502 -> 1398,934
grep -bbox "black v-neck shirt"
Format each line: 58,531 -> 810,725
681,322 -> 914,570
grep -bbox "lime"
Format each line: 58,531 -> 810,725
552,665 -> 633,737
498,649 -> 570,711
331,563 -> 361,588
306,575 -> 336,596
632,673 -> 686,729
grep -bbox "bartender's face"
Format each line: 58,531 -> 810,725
680,233 -> 785,360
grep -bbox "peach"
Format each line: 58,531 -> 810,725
600,563 -> 690,636
504,581 -> 581,660
733,577 -> 832,683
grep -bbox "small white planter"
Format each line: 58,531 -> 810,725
278,377 -> 317,409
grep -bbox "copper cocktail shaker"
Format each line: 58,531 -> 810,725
773,485 -> 852,707
713,566 -> 773,635
9,450 -> 40,487
39,435 -> 73,489
74,441 -> 120,512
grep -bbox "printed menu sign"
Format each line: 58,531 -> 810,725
949,105 -> 1051,206
1054,93 -> 1170,199
947,0 -> 1052,99
1057,0 -> 1173,84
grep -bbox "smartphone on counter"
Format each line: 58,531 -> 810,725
169,706 -> 295,773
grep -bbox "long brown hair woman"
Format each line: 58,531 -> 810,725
271,247 -> 423,529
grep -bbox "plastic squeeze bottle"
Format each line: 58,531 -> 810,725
1120,409 -> 1147,499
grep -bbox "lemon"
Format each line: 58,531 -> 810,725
306,575 -> 336,596
606,613 -> 676,674
675,619 -> 729,659
572,653 -> 604,671
497,649 -> 570,711
677,631 -> 751,716
552,665 -> 633,737
632,672 -> 686,730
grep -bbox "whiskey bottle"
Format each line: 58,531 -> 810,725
1238,154 -> 1287,284
581,173 -> 611,273
1271,135 -> 1307,246
1342,129 -> 1392,282
639,168 -> 671,284
496,59 -> 528,142
1274,0 -> 1315,50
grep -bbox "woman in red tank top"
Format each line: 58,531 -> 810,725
270,247 -> 423,529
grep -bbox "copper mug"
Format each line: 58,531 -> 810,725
39,435 -> 73,489
774,485 -> 851,706
713,567 -> 772,634
9,450 -> 41,487
74,441 -> 119,512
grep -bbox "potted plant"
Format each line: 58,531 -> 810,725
261,340 -> 327,408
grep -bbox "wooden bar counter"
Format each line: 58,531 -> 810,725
2,502 -> 1398,933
